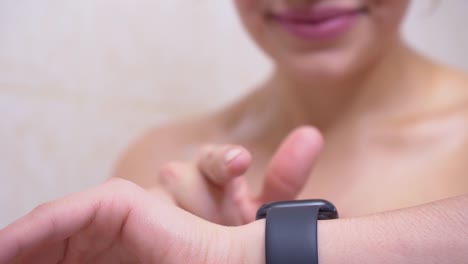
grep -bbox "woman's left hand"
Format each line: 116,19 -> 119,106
0,178 -> 263,264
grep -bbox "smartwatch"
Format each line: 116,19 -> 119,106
256,199 -> 339,264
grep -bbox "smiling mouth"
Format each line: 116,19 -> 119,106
268,7 -> 368,41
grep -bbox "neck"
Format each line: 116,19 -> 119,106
262,40 -> 437,134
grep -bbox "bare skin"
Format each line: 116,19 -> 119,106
2,178 -> 468,264
3,1 -> 468,262
114,45 -> 468,219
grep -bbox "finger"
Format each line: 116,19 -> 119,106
197,145 -> 252,186
224,176 -> 259,224
12,240 -> 68,264
0,187 -> 102,263
0,179 -> 143,263
157,161 -> 226,222
258,126 -> 323,202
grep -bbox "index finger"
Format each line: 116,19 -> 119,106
259,126 -> 323,202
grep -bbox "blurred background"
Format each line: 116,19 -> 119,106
1,0 -> 467,227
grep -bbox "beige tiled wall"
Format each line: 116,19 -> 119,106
1,0 -> 467,227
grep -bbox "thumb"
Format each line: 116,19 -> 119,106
258,126 -> 323,202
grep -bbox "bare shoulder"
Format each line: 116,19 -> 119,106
112,114 -> 221,188
437,66 -> 468,170
430,64 -> 468,115
438,65 -> 468,97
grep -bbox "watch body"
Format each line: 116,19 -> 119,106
256,199 -> 338,264
256,199 -> 338,220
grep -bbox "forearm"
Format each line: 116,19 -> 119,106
319,195 -> 468,264
241,195 -> 468,264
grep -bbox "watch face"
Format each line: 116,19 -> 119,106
256,199 -> 338,220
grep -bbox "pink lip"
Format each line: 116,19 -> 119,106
270,8 -> 365,41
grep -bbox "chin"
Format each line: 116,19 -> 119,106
277,51 -> 367,84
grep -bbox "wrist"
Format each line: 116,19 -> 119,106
317,216 -> 397,264
235,217 -> 341,264
317,218 -> 345,264
235,219 -> 266,264
235,214 -> 346,264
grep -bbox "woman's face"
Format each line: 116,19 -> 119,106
234,0 -> 410,82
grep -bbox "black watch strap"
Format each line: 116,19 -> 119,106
256,200 -> 338,264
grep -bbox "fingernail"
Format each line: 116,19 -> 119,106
225,148 -> 243,164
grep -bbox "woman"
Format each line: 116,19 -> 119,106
1,0 -> 468,262
115,0 -> 468,224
